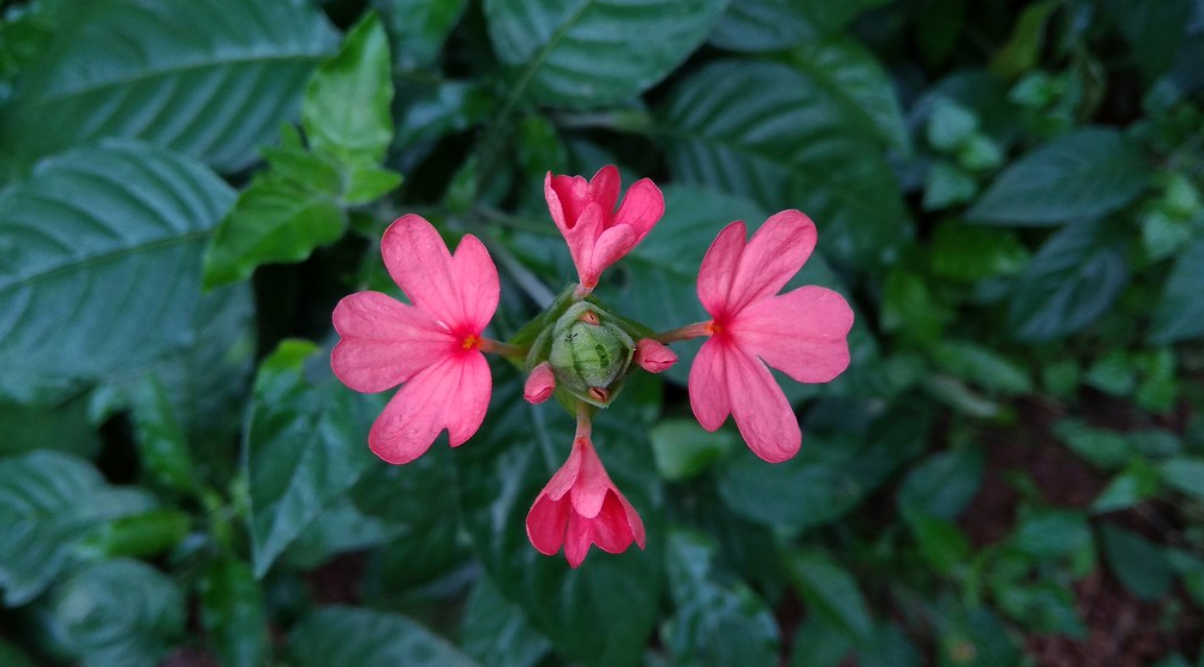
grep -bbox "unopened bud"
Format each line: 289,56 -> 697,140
634,339 -> 677,373
548,302 -> 634,407
524,362 -> 556,404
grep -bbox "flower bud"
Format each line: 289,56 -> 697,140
524,362 -> 556,404
548,302 -> 634,407
634,338 -> 677,374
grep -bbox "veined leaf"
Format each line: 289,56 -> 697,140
485,0 -> 728,107
2,0 -> 337,173
0,142 -> 235,393
709,0 -> 887,51
658,59 -> 909,269
291,606 -> 480,667
1149,238 -> 1204,343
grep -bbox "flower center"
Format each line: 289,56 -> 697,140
461,333 -> 482,351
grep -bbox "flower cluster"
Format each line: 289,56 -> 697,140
331,166 -> 854,567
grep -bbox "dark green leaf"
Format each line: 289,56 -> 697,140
303,12 -> 395,166
454,369 -> 663,667
1102,0 -> 1194,78
75,509 -> 190,560
373,0 -> 468,69
709,0 -> 885,51
200,559 -> 268,667
0,638 -> 34,667
1150,238 -> 1204,343
898,446 -> 984,520
1091,463 -> 1161,513
290,606 -> 480,667
0,391 -> 101,458
0,451 -> 156,605
244,340 -> 381,577
649,419 -> 738,481
0,142 -> 235,391
1158,458 -> 1204,501
485,0 -> 727,107
1011,509 -> 1092,559
659,59 -> 909,268
51,559 -> 184,667
662,529 -> 779,667
858,622 -> 923,667
1100,523 -> 1172,600
1053,419 -> 1135,469
461,576 -> 553,667
2,0 -> 337,172
783,36 -> 910,153
129,377 -> 197,495
784,549 -> 873,642
203,176 -> 345,288
1006,220 -> 1129,341
931,341 -> 1033,395
789,616 -> 852,667
967,129 -> 1151,225
904,512 -> 971,574
929,221 -> 1029,282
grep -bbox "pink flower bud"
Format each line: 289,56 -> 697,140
634,338 -> 677,374
524,361 -> 556,404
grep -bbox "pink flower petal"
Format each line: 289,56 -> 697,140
587,224 -> 637,284
697,221 -> 747,317
380,215 -> 497,331
330,291 -> 453,393
688,338 -> 732,431
523,361 -> 556,404
733,286 -> 854,383
367,352 -> 491,464
729,210 -> 818,314
726,348 -> 801,463
589,165 -> 621,214
569,440 -> 613,519
613,178 -> 664,241
634,338 -> 677,374
526,494 -> 568,556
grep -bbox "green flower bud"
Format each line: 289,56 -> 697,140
548,302 -> 634,407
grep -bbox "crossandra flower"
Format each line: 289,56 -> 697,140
687,210 -> 854,463
526,406 -> 646,568
545,165 -> 664,294
331,215 -> 499,464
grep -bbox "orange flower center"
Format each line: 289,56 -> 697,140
461,334 -> 482,351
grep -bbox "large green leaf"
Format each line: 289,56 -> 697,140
658,59 -> 909,268
290,606 -> 480,667
244,340 -> 382,577
484,0 -> 728,107
662,530 -> 779,667
967,129 -> 1152,225
461,576 -> 552,667
1006,220 -> 1129,341
0,451 -> 156,606
372,0 -> 469,69
454,369 -> 663,667
782,36 -> 909,153
1149,238 -> 1204,343
2,0 -> 338,172
784,549 -> 873,642
897,446 -> 985,520
50,559 -> 184,667
0,142 -> 235,393
709,0 -> 888,51
302,12 -> 395,166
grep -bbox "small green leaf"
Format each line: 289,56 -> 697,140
290,606 -> 481,667
200,559 -> 268,667
789,616 -> 852,667
898,446 -> 984,520
303,12 -> 394,165
75,509 -> 191,560
784,549 -> 874,642
1150,238 -> 1204,343
1158,458 -> 1204,501
967,129 -> 1152,225
129,377 -> 197,495
1100,523 -> 1173,600
203,176 -> 345,288
343,164 -> 404,206
244,340 -> 381,577
373,0 -> 469,69
931,340 -> 1033,395
1053,419 -> 1135,469
1010,508 -> 1092,559
1092,463 -> 1161,513
904,512 -> 971,574
51,559 -> 184,667
929,222 -> 1029,282
1006,220 -> 1129,341
649,419 -> 738,481
881,268 -> 951,344
927,99 -> 979,152
0,452 -> 156,605
923,161 -> 979,210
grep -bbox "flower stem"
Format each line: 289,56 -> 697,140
480,337 -> 528,359
575,401 -> 593,443
653,321 -> 712,343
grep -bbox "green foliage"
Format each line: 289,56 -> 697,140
4,0 -> 1204,665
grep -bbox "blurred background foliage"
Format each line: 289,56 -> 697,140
1,0 -> 1203,665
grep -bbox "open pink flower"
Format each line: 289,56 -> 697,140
689,210 -> 854,463
331,215 -> 499,464
545,165 -> 664,292
526,413 -> 646,568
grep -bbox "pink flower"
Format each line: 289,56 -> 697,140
331,215 -> 499,464
545,165 -> 664,292
634,338 -> 677,374
526,415 -> 646,568
689,211 -> 854,463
